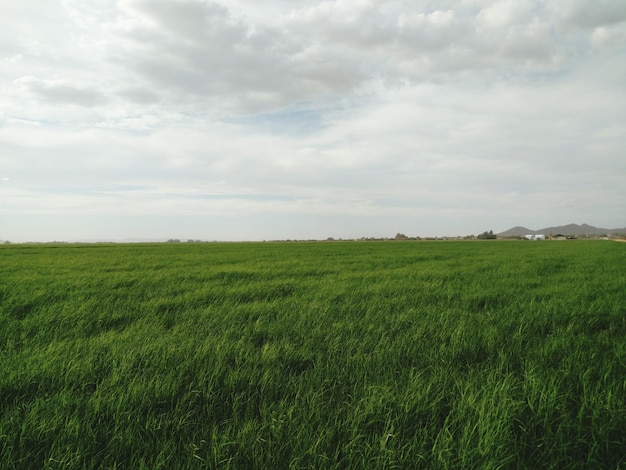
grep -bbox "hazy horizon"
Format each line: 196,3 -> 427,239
3,221 -> 625,244
2,1 -> 625,242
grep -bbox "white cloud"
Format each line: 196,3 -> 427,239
590,23 -> 626,48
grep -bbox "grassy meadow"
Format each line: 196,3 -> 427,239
1,240 -> 625,469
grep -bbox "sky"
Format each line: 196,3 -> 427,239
1,0 -> 625,242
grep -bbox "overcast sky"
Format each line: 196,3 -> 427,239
1,0 -> 625,241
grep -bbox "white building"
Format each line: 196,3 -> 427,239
524,234 -> 545,240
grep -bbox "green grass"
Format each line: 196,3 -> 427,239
1,240 -> 625,468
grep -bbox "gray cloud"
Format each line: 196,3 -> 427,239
105,0 -> 624,117
15,77 -> 107,107
116,86 -> 161,105
551,0 -> 626,29
112,0 -> 365,114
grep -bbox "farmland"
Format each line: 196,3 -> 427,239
1,240 -> 625,468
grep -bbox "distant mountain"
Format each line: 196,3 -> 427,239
498,226 -> 532,237
498,223 -> 626,237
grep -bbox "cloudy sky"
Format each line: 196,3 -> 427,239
1,0 -> 624,241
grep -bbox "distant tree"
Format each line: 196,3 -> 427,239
395,233 -> 408,240
477,230 -> 497,240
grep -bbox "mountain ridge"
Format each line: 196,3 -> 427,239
498,223 -> 626,237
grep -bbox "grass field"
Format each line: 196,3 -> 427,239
1,240 -> 625,469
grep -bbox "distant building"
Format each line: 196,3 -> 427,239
524,234 -> 545,240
